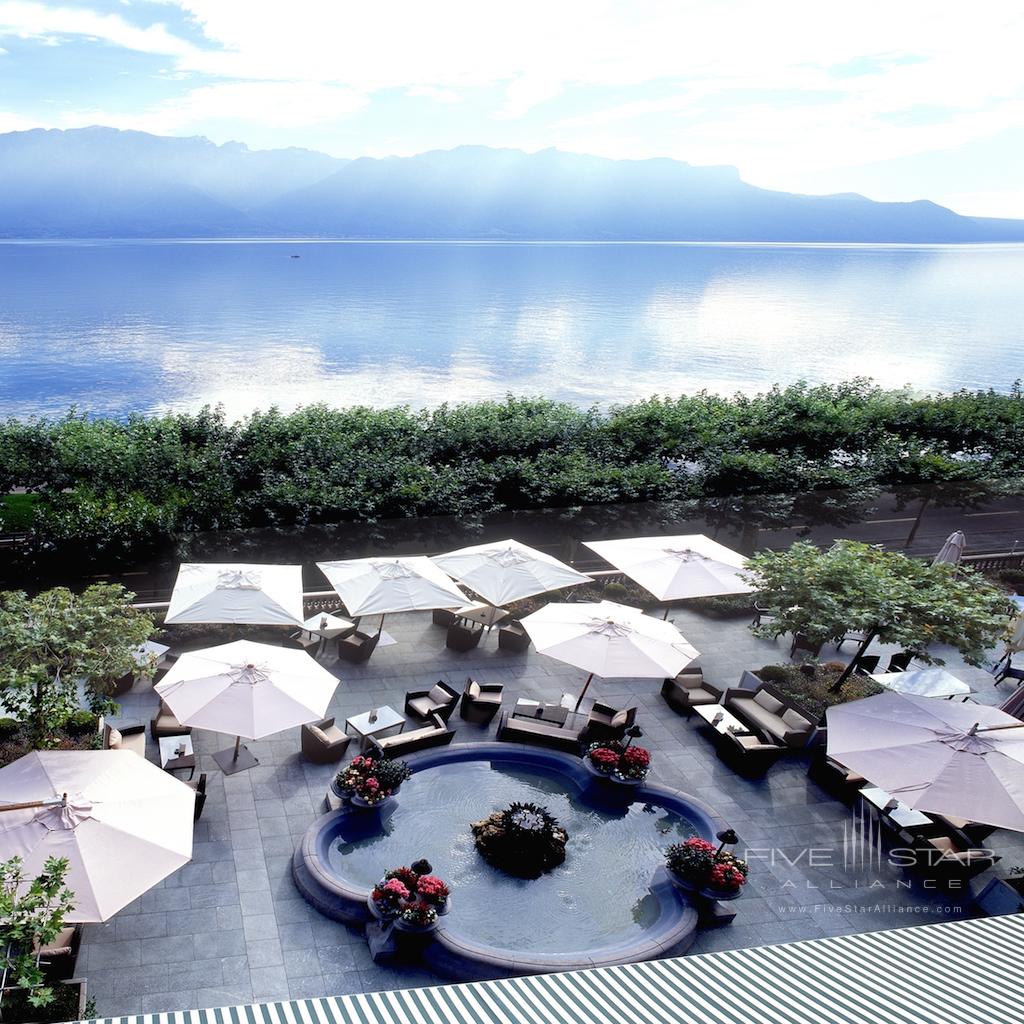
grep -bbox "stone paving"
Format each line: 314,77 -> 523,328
85,607 -> 1024,1017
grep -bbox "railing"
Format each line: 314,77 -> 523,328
961,551 -> 1024,572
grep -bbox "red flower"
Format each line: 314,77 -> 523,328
416,875 -> 450,901
623,746 -> 650,767
590,747 -> 620,767
381,878 -> 409,900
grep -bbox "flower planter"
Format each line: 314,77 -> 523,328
327,778 -> 352,810
699,885 -> 744,902
583,759 -> 616,781
367,896 -> 398,922
430,896 -> 451,916
394,916 -> 440,934
349,793 -> 393,810
609,772 -> 646,787
668,872 -> 701,895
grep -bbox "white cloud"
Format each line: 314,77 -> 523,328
406,85 -> 461,104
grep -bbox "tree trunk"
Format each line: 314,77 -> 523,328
832,629 -> 878,691
903,494 -> 931,549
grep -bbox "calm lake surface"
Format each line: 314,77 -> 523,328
1,240 -> 1022,419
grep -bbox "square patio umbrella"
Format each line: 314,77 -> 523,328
0,750 -> 194,921
164,563 -> 305,626
431,538 -> 591,623
583,534 -> 751,612
316,556 -> 469,631
521,599 -> 699,711
827,691 -> 1024,831
869,667 -> 972,700
155,639 -> 340,774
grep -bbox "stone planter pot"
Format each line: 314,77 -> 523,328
349,793 -> 393,810
428,896 -> 451,917
583,759 -> 645,786
367,896 -> 398,923
394,915 -> 440,934
667,871 -> 701,895
699,885 -> 745,902
327,778 -> 352,811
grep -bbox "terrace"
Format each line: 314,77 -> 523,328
76,600 -> 1024,1018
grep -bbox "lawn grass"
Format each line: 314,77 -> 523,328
0,492 -> 37,531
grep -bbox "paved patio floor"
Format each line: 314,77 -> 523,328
85,607 -> 1024,1017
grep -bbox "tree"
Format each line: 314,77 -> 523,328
0,856 -> 74,1011
0,585 -> 155,747
744,540 -> 1013,687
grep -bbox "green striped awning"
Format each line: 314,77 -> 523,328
84,915 -> 1024,1024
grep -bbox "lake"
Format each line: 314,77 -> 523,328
1,240 -> 1022,419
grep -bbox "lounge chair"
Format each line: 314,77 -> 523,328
718,729 -> 786,775
496,710 -> 584,754
405,681 -> 459,722
34,925 -> 81,980
111,670 -> 135,697
446,621 -> 484,651
661,668 -> 723,716
301,717 -> 352,763
851,654 -> 880,676
580,702 -> 637,745
789,633 -> 823,660
188,773 -> 208,821
808,754 -> 866,800
432,608 -> 458,627
103,722 -> 146,757
903,831 -> 1000,880
497,620 -> 531,652
283,631 -> 321,654
150,699 -> 192,739
337,629 -> 380,664
460,677 -> 504,724
370,713 -> 455,756
885,651 -> 915,673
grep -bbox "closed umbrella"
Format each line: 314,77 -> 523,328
932,531 -> 966,567
521,600 -> 699,711
827,691 -> 1024,830
583,534 -> 751,607
164,563 -> 304,626
0,750 -> 194,921
317,556 -> 469,631
431,539 -> 590,622
156,640 -> 339,774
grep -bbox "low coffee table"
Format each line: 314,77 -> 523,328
693,703 -> 754,737
158,734 -> 196,778
345,705 -> 405,751
513,699 -> 569,727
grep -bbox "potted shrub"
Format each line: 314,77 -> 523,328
372,758 -> 412,796
664,838 -> 716,893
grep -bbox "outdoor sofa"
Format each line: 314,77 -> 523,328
496,709 -> 584,754
370,712 -> 455,756
722,683 -> 816,748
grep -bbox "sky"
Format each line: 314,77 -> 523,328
1,1 -> 1023,217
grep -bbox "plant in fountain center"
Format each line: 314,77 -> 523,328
471,801 -> 570,879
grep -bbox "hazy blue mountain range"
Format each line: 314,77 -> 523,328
2,127 -> 1023,242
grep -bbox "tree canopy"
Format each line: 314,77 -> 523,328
0,584 -> 155,746
744,540 -> 1013,684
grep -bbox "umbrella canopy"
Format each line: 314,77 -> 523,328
431,538 -> 590,606
316,556 -> 468,616
521,600 -> 699,679
1006,608 -> 1024,655
827,691 -> 1024,830
583,534 -> 752,601
932,531 -> 966,567
0,750 -> 193,921
869,667 -> 972,699
164,563 -> 304,626
155,640 -> 339,740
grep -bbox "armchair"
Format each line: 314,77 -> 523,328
580,702 -> 637,745
661,668 -> 722,716
497,620 -> 531,652
301,717 -> 352,763
446,620 -> 484,651
151,699 -> 192,739
336,629 -> 380,664
405,680 -> 459,722
460,677 -> 504,724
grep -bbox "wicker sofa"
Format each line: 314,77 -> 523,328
722,682 -> 815,748
496,710 -> 584,754
370,713 -> 455,756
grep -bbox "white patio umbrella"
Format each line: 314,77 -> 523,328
583,534 -> 752,608
869,667 -> 972,700
156,639 -> 339,774
827,691 -> 1024,831
932,530 -> 966,567
521,600 -> 699,711
164,563 -> 304,626
316,556 -> 469,629
0,750 -> 194,921
431,539 -> 590,621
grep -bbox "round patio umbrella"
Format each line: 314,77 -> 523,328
521,599 -> 699,711
316,556 -> 469,625
156,639 -> 340,774
164,562 -> 305,626
932,530 -> 966,567
827,691 -> 1024,830
0,750 -> 194,921
583,534 -> 751,604
431,539 -> 590,619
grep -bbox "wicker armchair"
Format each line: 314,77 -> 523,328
301,717 -> 352,763
460,677 -> 504,724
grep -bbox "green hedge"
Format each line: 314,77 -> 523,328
2,381 -> 1022,559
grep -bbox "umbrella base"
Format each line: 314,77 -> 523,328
213,744 -> 259,775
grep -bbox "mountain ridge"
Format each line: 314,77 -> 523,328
1,127 -> 1023,242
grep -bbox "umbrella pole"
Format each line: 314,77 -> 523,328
0,793 -> 66,814
379,613 -> 386,635
234,735 -> 241,761
574,673 -> 595,713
